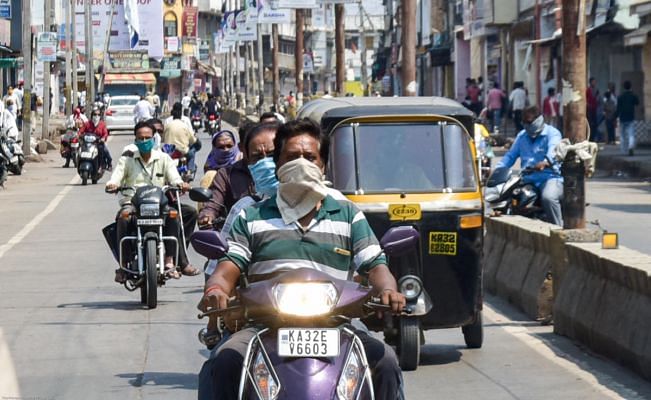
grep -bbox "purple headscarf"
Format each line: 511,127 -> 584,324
205,130 -> 240,171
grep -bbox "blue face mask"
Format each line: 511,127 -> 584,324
135,137 -> 155,154
248,157 -> 279,197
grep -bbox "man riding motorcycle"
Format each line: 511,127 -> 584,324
163,107 -> 201,174
197,119 -> 405,400
79,108 -> 112,171
106,120 -> 200,283
495,105 -> 563,226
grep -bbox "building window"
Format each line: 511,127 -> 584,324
164,12 -> 178,37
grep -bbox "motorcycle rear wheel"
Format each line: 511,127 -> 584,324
145,239 -> 158,309
80,170 -> 89,185
462,311 -> 483,348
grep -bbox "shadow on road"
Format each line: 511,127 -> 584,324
56,301 -> 180,310
590,203 -> 651,214
419,344 -> 463,366
116,372 -> 198,390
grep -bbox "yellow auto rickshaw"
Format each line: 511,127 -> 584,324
298,97 -> 484,371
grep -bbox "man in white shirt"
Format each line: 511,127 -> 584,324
133,96 -> 154,123
181,93 -> 192,113
164,102 -> 193,131
509,82 -> 527,132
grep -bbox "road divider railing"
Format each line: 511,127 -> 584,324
483,215 -> 651,380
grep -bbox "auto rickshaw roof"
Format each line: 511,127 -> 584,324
297,96 -> 475,134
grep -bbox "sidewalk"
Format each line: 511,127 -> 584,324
594,144 -> 651,178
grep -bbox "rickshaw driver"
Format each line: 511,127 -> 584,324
496,105 -> 564,226
197,119 -> 406,400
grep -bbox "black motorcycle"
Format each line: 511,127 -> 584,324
484,167 -> 545,219
103,185 -> 211,309
77,133 -> 104,185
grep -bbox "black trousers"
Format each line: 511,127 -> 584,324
198,326 -> 403,400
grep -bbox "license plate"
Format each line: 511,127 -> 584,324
71,143 -> 79,148
388,204 -> 422,221
80,151 -> 92,158
137,218 -> 164,226
278,328 -> 339,358
428,231 -> 457,255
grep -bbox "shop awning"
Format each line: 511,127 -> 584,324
197,61 -> 218,76
98,73 -> 157,85
0,57 -> 18,68
624,24 -> 651,46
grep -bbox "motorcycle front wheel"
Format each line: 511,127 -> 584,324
80,170 -> 89,185
145,239 -> 158,309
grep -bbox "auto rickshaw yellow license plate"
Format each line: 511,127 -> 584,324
429,232 -> 458,255
388,204 -> 422,221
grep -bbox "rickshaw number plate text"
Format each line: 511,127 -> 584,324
278,328 -> 340,358
388,204 -> 422,221
428,232 -> 457,255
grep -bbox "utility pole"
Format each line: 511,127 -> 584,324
98,0 -> 117,94
21,0 -> 32,155
359,3 -> 368,96
42,0 -> 52,140
401,0 -> 417,96
272,24 -> 279,108
84,0 -> 94,116
248,42 -> 257,110
335,4 -> 345,96
561,0 -> 588,229
257,26 -> 264,111
243,41 -> 250,109
235,42 -> 240,109
72,0 -> 78,110
295,9 -> 304,108
65,0 -> 72,116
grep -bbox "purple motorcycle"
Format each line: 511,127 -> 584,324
191,228 -> 430,400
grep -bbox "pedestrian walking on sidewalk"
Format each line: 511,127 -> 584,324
543,88 -> 560,128
487,82 -> 506,133
617,81 -> 639,156
587,77 -> 601,142
509,82 -> 527,134
603,91 -> 617,144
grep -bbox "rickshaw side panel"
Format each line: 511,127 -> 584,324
365,211 -> 483,329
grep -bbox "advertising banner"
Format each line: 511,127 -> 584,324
182,6 -> 198,39
277,0 -> 317,8
74,0 -> 163,60
160,55 -> 182,78
108,50 -> 150,70
257,0 -> 291,24
236,9 -> 257,42
223,11 -> 238,45
36,32 -> 58,62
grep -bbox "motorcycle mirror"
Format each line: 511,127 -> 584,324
190,230 -> 229,259
380,226 -> 420,257
189,187 -> 212,203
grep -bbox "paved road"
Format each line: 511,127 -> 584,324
1,127 -> 650,399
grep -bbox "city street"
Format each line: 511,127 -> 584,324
1,128 -> 650,399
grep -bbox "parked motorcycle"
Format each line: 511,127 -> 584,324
77,132 -> 104,185
0,133 -> 25,176
484,167 -> 545,219
60,128 -> 80,168
103,185 -> 211,309
162,143 -> 195,183
206,113 -> 221,135
191,227 -> 427,399
191,110 -> 203,133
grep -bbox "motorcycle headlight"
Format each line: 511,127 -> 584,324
337,346 -> 364,400
139,204 -> 160,217
273,283 -> 338,317
398,275 -> 423,301
252,351 -> 279,400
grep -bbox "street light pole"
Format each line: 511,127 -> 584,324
295,9 -> 304,108
335,4 -> 344,96
65,0 -> 72,117
42,0 -> 52,140
71,0 -> 78,110
272,23 -> 279,108
21,0 -> 32,155
561,0 -> 588,229
256,25 -> 264,111
84,0 -> 94,116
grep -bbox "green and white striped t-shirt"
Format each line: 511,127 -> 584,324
224,195 -> 386,279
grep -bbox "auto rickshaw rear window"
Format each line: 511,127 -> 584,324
330,122 -> 477,193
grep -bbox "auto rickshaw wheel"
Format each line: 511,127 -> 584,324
398,317 -> 421,371
462,311 -> 483,348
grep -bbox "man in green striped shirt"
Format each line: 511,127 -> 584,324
198,119 -> 405,400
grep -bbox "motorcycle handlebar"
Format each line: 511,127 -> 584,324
105,185 -> 183,194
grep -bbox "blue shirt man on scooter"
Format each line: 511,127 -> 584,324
496,106 -> 564,226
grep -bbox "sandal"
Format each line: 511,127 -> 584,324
114,269 -> 127,284
164,264 -> 181,279
181,264 -> 202,276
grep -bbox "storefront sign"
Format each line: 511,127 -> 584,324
199,41 -> 210,61
108,50 -> 149,70
161,55 -> 182,78
236,9 -> 257,42
0,0 -> 11,19
277,0 -> 317,8
182,6 -> 198,38
257,0 -> 291,24
36,32 -> 58,62
166,36 -> 179,53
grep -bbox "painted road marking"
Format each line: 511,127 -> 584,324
0,174 -> 80,260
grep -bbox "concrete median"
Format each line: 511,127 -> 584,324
485,215 -> 651,379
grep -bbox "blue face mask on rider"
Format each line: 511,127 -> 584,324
135,137 -> 155,154
248,157 -> 279,197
